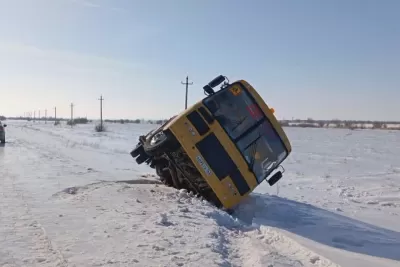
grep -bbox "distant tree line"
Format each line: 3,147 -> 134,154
67,117 -> 91,126
5,116 -> 168,125
4,114 -> 400,130
104,119 -> 168,124
5,116 -> 92,125
279,118 -> 400,130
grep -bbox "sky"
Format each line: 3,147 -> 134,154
0,0 -> 399,121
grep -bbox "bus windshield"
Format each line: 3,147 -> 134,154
203,83 -> 287,182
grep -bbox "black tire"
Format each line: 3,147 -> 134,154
143,130 -> 177,156
149,161 -> 157,168
156,164 -> 173,187
135,154 -> 148,164
0,139 -> 4,144
145,157 -> 153,165
130,143 -> 144,158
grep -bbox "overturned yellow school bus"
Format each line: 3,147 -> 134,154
130,75 -> 292,210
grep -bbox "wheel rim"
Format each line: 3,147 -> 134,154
149,131 -> 166,146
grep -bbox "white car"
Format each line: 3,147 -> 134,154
0,121 -> 7,143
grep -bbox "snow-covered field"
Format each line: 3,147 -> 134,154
1,120 -> 399,267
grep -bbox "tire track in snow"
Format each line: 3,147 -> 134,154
0,168 -> 69,266
18,124 -> 128,156
0,134 -> 71,266
12,124 -> 146,180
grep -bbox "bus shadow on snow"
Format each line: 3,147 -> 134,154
232,193 -> 400,262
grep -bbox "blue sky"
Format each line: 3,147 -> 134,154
0,0 -> 399,120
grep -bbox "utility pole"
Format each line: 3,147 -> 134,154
181,76 -> 193,109
54,106 -> 57,125
70,103 -> 74,127
34,110 -> 36,122
45,109 -> 47,124
99,95 -> 104,130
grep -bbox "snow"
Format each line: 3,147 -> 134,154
1,120 -> 399,267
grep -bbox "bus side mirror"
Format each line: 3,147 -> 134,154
208,75 -> 225,88
267,171 -> 282,186
203,85 -> 215,95
203,75 -> 227,95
